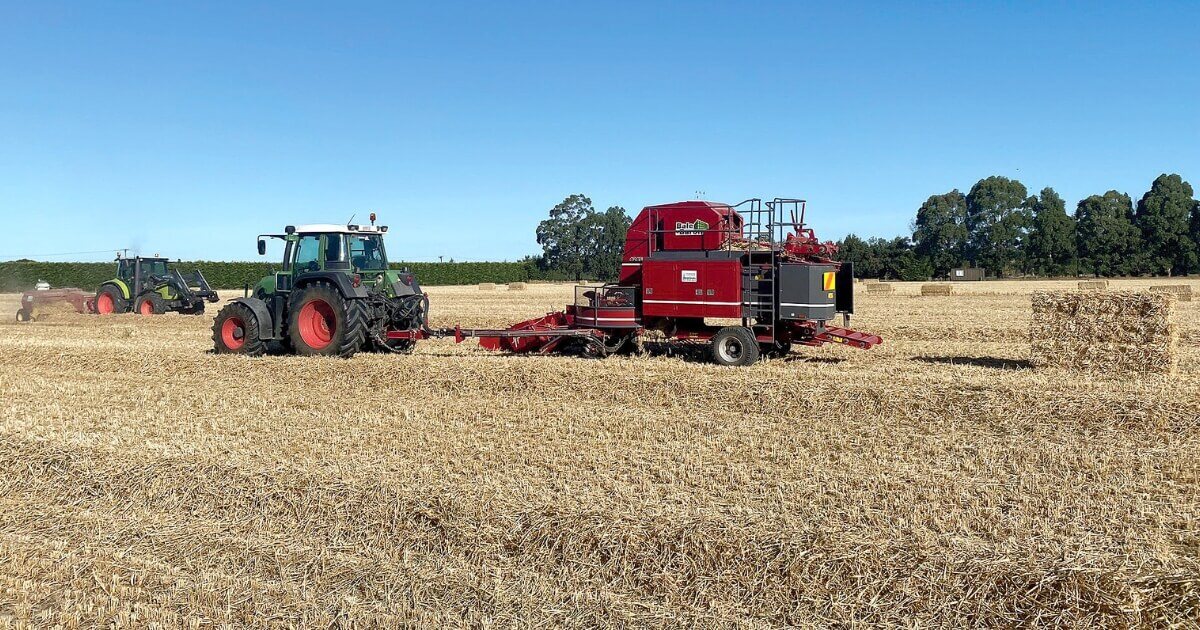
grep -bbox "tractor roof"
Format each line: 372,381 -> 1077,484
291,223 -> 387,234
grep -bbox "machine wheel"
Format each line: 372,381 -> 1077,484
135,294 -> 166,316
212,302 -> 265,355
711,327 -> 761,367
95,284 -> 127,315
288,282 -> 367,358
15,309 -> 31,323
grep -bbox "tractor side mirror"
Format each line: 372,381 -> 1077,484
257,239 -> 266,256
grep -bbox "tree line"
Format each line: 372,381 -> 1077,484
839,173 -> 1199,280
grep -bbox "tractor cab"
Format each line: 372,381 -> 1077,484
116,256 -> 169,284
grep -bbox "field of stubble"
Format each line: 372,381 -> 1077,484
0,280 -> 1197,627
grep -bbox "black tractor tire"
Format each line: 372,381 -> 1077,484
212,302 -> 265,355
711,327 -> 761,367
95,284 -> 128,315
16,308 -> 31,323
287,282 -> 367,358
135,293 -> 166,316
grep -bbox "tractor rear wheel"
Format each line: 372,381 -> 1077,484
212,302 -> 265,355
288,282 -> 367,358
95,285 -> 126,315
135,294 -> 165,315
711,326 -> 761,367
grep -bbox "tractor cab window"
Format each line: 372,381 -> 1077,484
293,235 -> 322,272
143,260 -> 168,278
349,235 -> 387,271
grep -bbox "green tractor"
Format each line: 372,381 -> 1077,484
212,216 -> 428,357
94,255 -> 219,315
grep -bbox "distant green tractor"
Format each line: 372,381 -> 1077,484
94,255 -> 219,315
211,216 -> 428,357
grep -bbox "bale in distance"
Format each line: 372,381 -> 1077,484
1078,280 -> 1108,290
865,283 -> 894,295
1030,290 -> 1177,375
863,278 -> 881,285
507,282 -> 527,291
478,283 -> 496,291
1150,285 -> 1192,302
920,284 -> 953,296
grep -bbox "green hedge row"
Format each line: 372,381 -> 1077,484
0,261 -> 537,292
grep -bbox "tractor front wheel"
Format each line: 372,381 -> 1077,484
212,302 -> 265,355
95,285 -> 127,315
711,326 -> 761,367
288,283 -> 367,358
135,294 -> 165,316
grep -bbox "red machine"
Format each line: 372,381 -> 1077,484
392,197 -> 881,366
15,288 -> 97,322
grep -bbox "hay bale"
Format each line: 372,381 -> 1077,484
1150,285 -> 1193,302
920,284 -> 953,296
1030,291 -> 1177,374
507,282 -> 527,291
1078,280 -> 1108,290
865,283 -> 894,295
477,283 -> 496,291
864,278 -> 880,285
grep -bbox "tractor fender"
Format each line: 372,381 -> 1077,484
231,297 -> 275,340
293,272 -> 369,299
103,279 -> 132,300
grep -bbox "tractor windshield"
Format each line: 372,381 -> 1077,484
143,260 -> 168,277
348,235 -> 387,271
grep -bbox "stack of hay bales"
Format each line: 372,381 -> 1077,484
477,283 -> 496,291
1078,280 -> 1108,290
920,284 -> 953,296
1030,291 -> 1177,374
865,282 -> 894,295
507,282 -> 527,291
1150,284 -> 1193,302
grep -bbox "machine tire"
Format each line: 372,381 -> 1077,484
95,284 -> 127,315
212,302 -> 265,355
711,327 -> 761,367
16,309 -> 31,323
135,293 -> 166,316
288,282 -> 367,358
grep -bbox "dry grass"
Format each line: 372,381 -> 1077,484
1,279 -> 1198,626
920,283 -> 954,296
1031,291 -> 1179,375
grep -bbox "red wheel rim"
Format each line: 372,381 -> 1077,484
221,317 -> 246,350
298,299 -> 335,349
97,293 -> 114,314
139,300 -> 154,315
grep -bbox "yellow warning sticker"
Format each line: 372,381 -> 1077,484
823,271 -> 836,291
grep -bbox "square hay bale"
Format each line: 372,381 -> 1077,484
863,278 -> 880,285
507,282 -> 527,291
865,283 -> 894,295
1150,285 -> 1193,302
477,283 -> 496,291
920,283 -> 953,296
1030,291 -> 1177,375
1078,280 -> 1108,290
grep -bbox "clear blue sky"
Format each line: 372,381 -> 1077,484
1,1 -> 1197,262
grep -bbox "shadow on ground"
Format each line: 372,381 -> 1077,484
913,356 -> 1033,370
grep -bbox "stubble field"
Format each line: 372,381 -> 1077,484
0,280 -> 1197,627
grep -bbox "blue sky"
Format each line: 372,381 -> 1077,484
1,1 -> 1197,262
